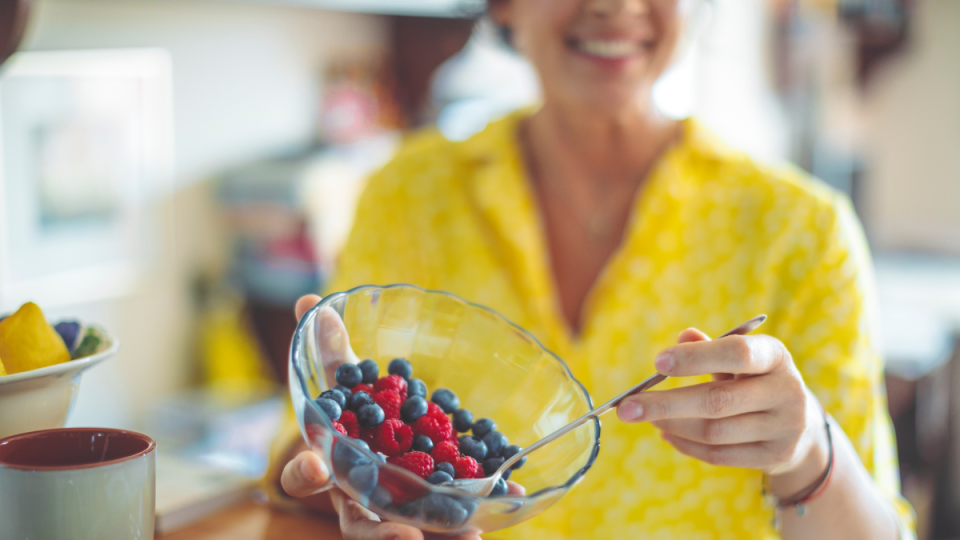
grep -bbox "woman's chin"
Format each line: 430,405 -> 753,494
558,86 -> 652,118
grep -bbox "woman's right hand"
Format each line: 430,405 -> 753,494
283,295 -> 482,540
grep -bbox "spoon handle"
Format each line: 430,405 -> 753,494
500,314 -> 767,471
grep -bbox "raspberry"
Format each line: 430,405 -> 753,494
433,413 -> 456,441
305,424 -> 323,442
372,418 -> 413,457
431,440 -> 461,464
339,410 -> 360,438
426,402 -> 447,422
377,466 -> 429,506
387,451 -> 434,479
374,375 -> 408,401
352,383 -> 375,395
412,415 -> 452,446
332,421 -> 348,436
453,456 -> 482,479
373,390 -> 402,420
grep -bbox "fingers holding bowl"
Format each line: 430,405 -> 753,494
295,294 -> 323,322
295,294 -> 362,385
281,450 -> 334,498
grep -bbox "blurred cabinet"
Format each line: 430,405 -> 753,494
877,254 -> 960,539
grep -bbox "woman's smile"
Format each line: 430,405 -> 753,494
566,36 -> 655,68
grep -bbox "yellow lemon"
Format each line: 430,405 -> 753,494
0,302 -> 70,374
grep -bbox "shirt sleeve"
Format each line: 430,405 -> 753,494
769,193 -> 916,538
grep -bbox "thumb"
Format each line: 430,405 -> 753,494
677,327 -> 710,344
281,450 -> 330,498
295,294 -> 323,321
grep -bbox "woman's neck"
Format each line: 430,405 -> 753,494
527,98 -> 677,189
520,98 -> 681,334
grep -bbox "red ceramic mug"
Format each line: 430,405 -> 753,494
0,428 -> 156,539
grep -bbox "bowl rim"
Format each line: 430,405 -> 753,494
289,283 -> 601,508
0,326 -> 119,386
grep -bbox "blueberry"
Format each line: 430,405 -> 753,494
348,463 -> 379,496
388,358 -> 413,380
334,384 -> 353,396
457,435 -> 487,461
54,321 -> 82,352
452,409 -> 474,433
358,359 -> 380,384
412,434 -> 434,454
431,389 -> 460,414
319,390 -> 346,410
490,477 -> 508,497
348,391 -> 375,411
435,462 -> 455,477
336,363 -> 363,388
482,457 -> 504,477
482,431 -> 509,457
408,378 -> 428,399
457,496 -> 478,518
357,403 -> 385,428
400,396 -> 428,424
369,484 -> 393,509
426,470 -> 453,485
333,439 -> 371,472
315,397 -> 342,422
471,418 -> 496,438
502,445 -> 527,470
395,499 -> 424,518
422,493 -> 469,527
353,439 -> 371,453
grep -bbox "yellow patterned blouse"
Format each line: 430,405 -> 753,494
276,110 -> 915,538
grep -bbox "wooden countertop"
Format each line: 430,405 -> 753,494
158,501 -> 343,540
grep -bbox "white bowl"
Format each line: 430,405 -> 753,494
0,329 -> 119,439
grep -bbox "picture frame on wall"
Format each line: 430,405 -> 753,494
0,48 -> 174,309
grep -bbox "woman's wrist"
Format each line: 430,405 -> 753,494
767,392 -> 832,498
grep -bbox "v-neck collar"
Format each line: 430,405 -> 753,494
461,110 -> 569,353
461,111 -> 722,355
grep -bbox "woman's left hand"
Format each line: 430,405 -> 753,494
617,328 -> 829,485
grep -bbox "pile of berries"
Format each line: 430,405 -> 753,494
313,358 -> 527,501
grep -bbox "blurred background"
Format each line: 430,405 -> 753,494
0,0 -> 958,536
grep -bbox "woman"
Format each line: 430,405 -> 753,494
272,0 -> 915,538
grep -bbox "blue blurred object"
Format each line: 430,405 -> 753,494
54,321 -> 83,353
234,243 -> 321,307
217,151 -> 324,307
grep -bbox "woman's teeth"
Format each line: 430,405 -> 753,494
576,39 -> 640,58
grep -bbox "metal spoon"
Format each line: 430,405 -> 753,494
444,314 -> 768,496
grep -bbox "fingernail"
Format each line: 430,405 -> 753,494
299,459 -> 317,483
619,401 -> 643,421
655,350 -> 674,373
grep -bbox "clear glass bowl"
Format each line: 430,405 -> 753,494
289,284 -> 600,535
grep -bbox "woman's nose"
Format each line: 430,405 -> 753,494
584,0 -> 651,18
